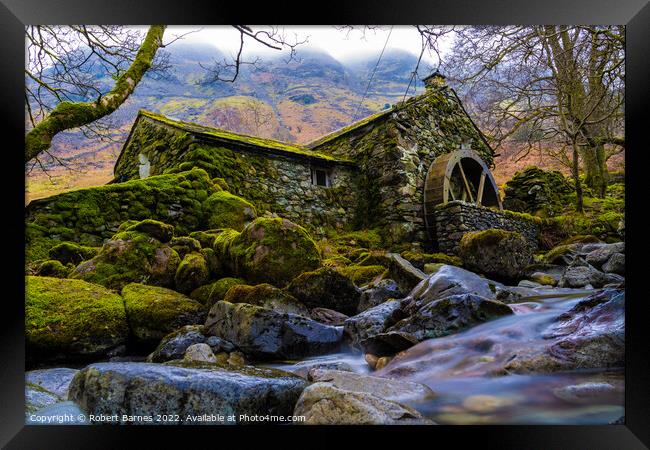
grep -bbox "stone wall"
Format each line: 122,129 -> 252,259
112,114 -> 358,234
312,84 -> 495,245
433,201 -> 540,255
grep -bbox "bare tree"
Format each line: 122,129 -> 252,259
439,26 -> 624,201
25,25 -> 306,166
241,98 -> 273,136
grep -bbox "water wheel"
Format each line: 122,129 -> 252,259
423,150 -> 502,240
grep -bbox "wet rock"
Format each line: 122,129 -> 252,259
308,369 -> 435,403
147,325 -> 206,363
386,253 -> 427,293
283,360 -> 354,379
310,307 -> 349,326
206,335 -> 236,353
585,242 -> 625,269
374,356 -> 392,371
388,294 -> 513,343
504,290 -> 624,373
518,280 -> 543,289
365,353 -> 379,369
287,267 -> 361,315
359,331 -> 421,357
344,299 -> 405,347
121,283 -> 205,347
26,276 -> 128,362
26,383 -> 62,416
401,265 -> 501,315
553,382 -> 621,404
459,229 -> 533,280
26,368 -> 79,399
224,283 -> 309,316
357,279 -> 403,313
204,301 -> 343,360
293,382 -> 433,425
68,362 -> 307,424
559,263 -> 624,288
184,343 -> 217,363
602,253 -> 625,275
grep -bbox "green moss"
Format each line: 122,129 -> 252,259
190,277 -> 246,307
331,229 -> 383,249
170,236 -> 202,259
25,276 -> 128,358
354,250 -> 393,267
125,219 -> 175,242
139,110 -> 351,162
400,251 -> 462,270
36,260 -> 70,278
189,230 -> 222,249
174,252 -> 210,293
48,242 -> 100,265
322,255 -> 352,268
459,229 -> 517,254
543,244 -> 575,263
337,265 -> 387,286
228,218 -> 322,286
121,283 -> 204,343
69,230 -> 181,291
212,229 -> 241,261
202,191 -> 257,231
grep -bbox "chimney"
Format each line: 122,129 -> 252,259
422,70 -> 447,91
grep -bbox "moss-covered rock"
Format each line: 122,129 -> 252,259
25,276 -> 128,362
69,230 -> 181,290
332,229 -> 383,249
399,251 -> 462,270
459,229 -> 533,280
354,250 -> 393,267
503,167 -> 573,216
322,255 -> 352,269
125,219 -> 174,243
223,284 -> 309,316
227,218 -> 321,286
48,242 -> 99,265
36,260 -> 70,278
169,236 -> 202,259
121,283 -> 205,346
202,191 -> 257,231
338,265 -> 388,287
189,229 -> 223,249
190,277 -> 247,308
287,267 -> 361,315
174,252 -> 210,294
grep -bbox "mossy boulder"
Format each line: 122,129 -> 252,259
223,283 -> 309,316
338,265 -> 388,287
69,230 -> 181,290
189,229 -> 223,249
36,260 -> 70,278
400,251 -> 462,271
287,267 -> 361,315
25,276 -> 128,362
121,283 -> 205,346
190,277 -> 247,308
459,229 -> 533,280
174,252 -> 210,293
202,191 -> 257,231
170,236 -> 202,259
125,219 -> 174,243
227,218 -> 321,286
48,242 -> 99,265
503,167 -> 572,216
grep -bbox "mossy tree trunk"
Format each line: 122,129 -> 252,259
25,25 -> 167,163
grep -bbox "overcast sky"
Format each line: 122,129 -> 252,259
163,26 -> 451,65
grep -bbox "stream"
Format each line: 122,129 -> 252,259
267,289 -> 624,425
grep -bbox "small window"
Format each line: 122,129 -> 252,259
311,167 -> 330,187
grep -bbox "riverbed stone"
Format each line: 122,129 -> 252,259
26,368 -> 79,399
358,279 -> 404,313
223,283 -> 309,316
147,325 -> 206,363
184,343 -> 217,363
585,242 -> 625,268
204,301 -> 343,360
459,229 -> 533,280
344,299 -> 405,347
68,362 -> 307,424
310,307 -> 349,326
602,253 -> 625,275
287,267 -> 361,315
293,382 -> 433,425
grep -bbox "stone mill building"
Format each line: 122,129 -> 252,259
111,71 -> 538,253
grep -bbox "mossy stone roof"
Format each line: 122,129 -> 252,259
136,110 -> 354,165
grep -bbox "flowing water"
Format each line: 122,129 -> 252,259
269,290 -> 624,425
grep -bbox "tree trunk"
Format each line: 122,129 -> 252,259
580,142 -> 609,197
25,25 -> 166,163
571,141 -> 584,213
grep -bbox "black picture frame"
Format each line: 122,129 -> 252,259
3,1 -> 648,447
